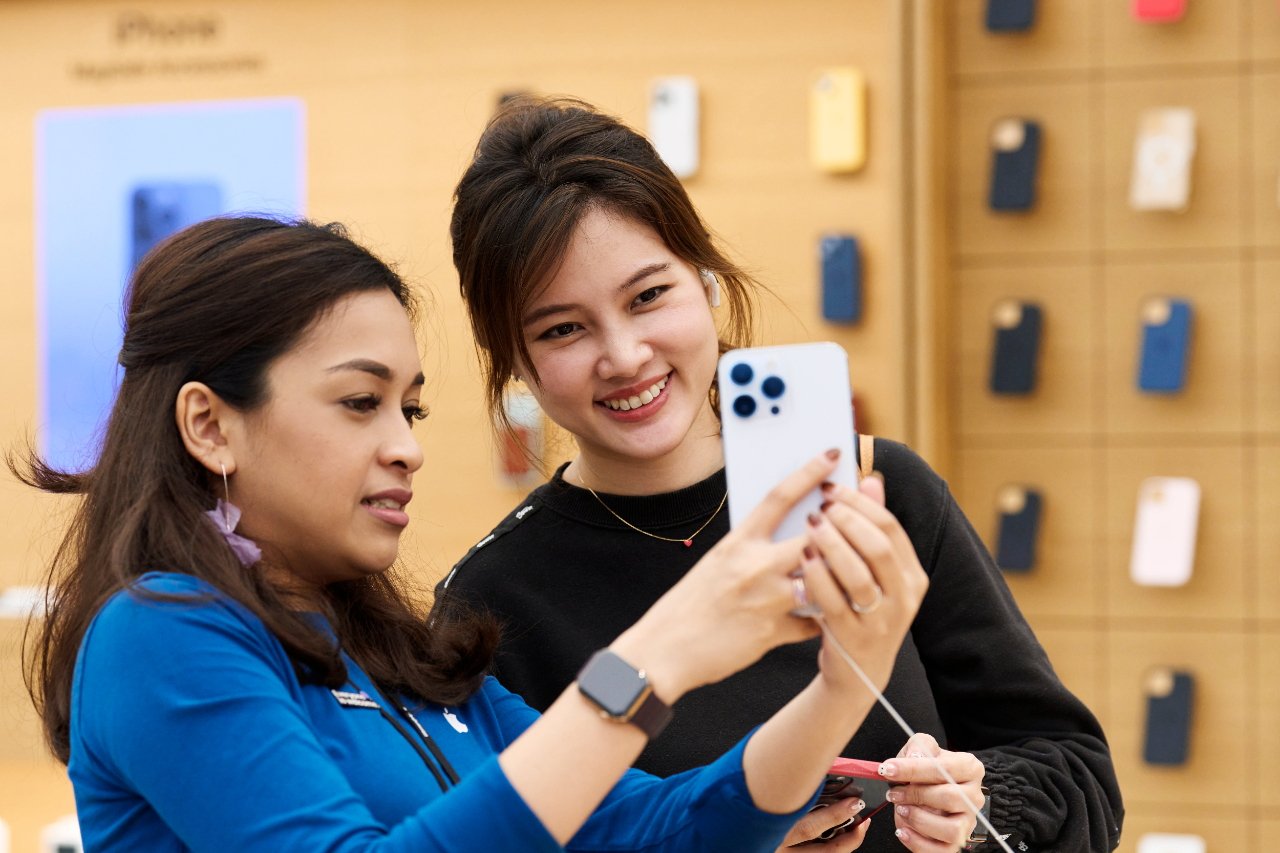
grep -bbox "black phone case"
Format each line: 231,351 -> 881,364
986,0 -> 1036,31
989,302 -> 1043,395
996,488 -> 1042,572
1143,670 -> 1194,766
989,121 -> 1041,212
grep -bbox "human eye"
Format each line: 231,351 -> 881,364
632,285 -> 671,308
538,321 -> 581,341
402,404 -> 429,424
343,394 -> 381,414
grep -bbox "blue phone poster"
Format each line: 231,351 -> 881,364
36,98 -> 305,470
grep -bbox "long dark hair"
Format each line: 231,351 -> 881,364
10,216 -> 496,763
450,96 -> 764,455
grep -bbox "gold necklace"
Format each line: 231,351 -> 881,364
576,469 -> 728,548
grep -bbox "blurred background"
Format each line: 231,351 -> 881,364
0,1 -> 1277,849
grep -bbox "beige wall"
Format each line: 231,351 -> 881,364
0,0 -> 923,846
942,1 -> 1280,849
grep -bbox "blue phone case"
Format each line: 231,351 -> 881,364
986,0 -> 1037,32
820,235 -> 862,324
989,121 -> 1041,212
995,488 -> 1042,573
131,182 -> 223,269
989,302 -> 1042,395
1137,299 -> 1192,393
1143,670 -> 1194,766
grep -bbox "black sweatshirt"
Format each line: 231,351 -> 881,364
434,438 -> 1123,852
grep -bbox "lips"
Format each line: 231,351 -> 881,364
598,374 -> 670,413
361,488 -> 412,527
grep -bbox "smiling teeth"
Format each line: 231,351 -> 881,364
364,499 -> 404,510
604,376 -> 668,411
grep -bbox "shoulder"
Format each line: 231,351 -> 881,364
438,484 -> 551,595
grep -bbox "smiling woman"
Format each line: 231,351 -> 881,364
8,214 -> 931,851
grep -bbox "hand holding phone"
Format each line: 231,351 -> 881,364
793,759 -> 899,845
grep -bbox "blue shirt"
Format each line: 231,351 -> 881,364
69,573 -> 807,851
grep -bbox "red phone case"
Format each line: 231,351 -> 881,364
1133,0 -> 1186,21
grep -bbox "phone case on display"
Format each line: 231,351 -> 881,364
1133,0 -> 1187,22
130,182 -> 223,270
986,0 -> 1037,32
820,235 -> 862,324
989,299 -> 1042,395
1129,476 -> 1200,587
1137,297 -> 1192,393
647,76 -> 700,179
995,485 -> 1042,573
1142,668 -> 1195,766
1137,834 -> 1206,853
719,343 -> 858,543
1130,108 -> 1196,211
497,387 -> 544,490
989,118 -> 1041,211
809,68 -> 867,174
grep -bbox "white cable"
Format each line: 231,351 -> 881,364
814,614 -> 1015,853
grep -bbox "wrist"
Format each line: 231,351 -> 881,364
608,629 -> 687,704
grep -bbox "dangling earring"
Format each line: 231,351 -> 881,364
204,463 -> 262,567
700,269 -> 722,308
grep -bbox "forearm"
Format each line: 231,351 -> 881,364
741,677 -> 875,814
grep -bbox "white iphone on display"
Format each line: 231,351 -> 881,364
1130,107 -> 1197,212
647,76 -> 700,179
719,342 -> 858,543
1129,476 -> 1200,586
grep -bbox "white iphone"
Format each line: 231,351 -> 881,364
1136,834 -> 1205,853
1129,476 -> 1200,586
648,76 -> 700,179
1130,107 -> 1197,212
719,342 -> 859,542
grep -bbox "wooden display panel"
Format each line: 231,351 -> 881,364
1032,625 -> 1104,717
1105,629 -> 1250,809
1100,75 -> 1244,253
1101,259 -> 1245,436
1099,0 -> 1246,70
950,82 -> 1092,259
1255,261 -> 1280,435
1257,446 -> 1280,619
1255,632 -> 1280,807
953,447 -> 1101,621
953,264 -> 1096,439
1262,819 -> 1280,851
0,761 -> 74,853
0,621 -> 44,763
1253,73 -> 1280,249
948,0 -> 1096,77
1115,812 -> 1250,853
1250,0 -> 1280,62
1103,445 -> 1247,624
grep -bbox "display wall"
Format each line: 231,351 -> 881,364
0,1 -> 925,847
944,1 -> 1280,849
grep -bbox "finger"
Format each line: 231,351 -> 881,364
811,817 -> 869,852
892,823 -> 962,853
781,798 -> 866,846
803,513 -> 880,614
881,751 -> 985,787
816,501 -> 902,605
894,803 -> 976,850
858,473 -> 885,507
821,480 -> 919,584
895,733 -> 940,760
739,450 -> 841,539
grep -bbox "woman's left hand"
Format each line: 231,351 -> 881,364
879,734 -> 986,852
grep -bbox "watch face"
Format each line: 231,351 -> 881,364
581,651 -> 648,717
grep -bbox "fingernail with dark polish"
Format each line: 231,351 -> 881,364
803,546 -> 816,561
819,500 -> 832,512
825,448 -> 841,460
820,481 -> 835,492
807,512 -> 822,527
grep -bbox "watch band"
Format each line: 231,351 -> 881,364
576,649 -> 674,740
628,689 -> 675,739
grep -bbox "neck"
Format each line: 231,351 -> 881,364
568,403 -> 724,496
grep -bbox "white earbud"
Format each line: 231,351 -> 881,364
699,268 -> 721,308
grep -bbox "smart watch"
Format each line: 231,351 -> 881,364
576,649 -> 673,739
963,787 -> 993,848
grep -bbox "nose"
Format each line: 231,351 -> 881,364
595,322 -> 653,380
382,415 -> 425,474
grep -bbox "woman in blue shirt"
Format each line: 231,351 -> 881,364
13,215 -> 927,851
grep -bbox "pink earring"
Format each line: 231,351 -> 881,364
204,463 -> 262,567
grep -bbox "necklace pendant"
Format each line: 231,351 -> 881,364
683,539 -> 693,547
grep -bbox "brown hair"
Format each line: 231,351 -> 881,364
450,96 -> 763,456
10,216 -> 496,763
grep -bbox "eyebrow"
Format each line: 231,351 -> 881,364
521,262 -> 672,328
326,358 -> 425,386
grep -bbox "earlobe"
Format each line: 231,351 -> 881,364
700,269 -> 722,309
175,382 -> 236,476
